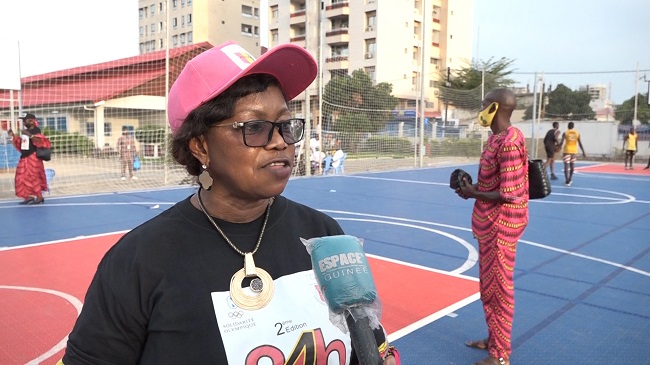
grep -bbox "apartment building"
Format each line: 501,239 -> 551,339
138,0 -> 262,56
267,0 -> 473,121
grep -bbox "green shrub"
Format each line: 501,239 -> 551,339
135,126 -> 168,144
43,128 -> 95,155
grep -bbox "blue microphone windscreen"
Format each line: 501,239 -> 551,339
309,235 -> 378,313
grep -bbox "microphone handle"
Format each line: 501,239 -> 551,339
345,307 -> 383,365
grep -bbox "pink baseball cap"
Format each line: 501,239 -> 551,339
168,41 -> 317,135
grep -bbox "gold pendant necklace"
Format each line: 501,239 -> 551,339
197,188 -> 275,310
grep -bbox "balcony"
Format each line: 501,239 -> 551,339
290,34 -> 306,43
326,28 -> 350,44
290,10 -> 306,24
325,2 -> 350,17
325,55 -> 349,70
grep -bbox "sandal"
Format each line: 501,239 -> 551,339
465,338 -> 489,350
474,355 -> 509,365
19,197 -> 35,205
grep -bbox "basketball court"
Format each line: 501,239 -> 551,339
1,161 -> 649,364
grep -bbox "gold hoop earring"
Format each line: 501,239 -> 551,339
198,164 -> 213,190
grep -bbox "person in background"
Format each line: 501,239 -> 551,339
623,126 -> 638,170
7,113 -> 48,204
60,41 -> 399,365
558,121 -> 586,186
309,133 -> 326,173
542,121 -> 561,180
117,125 -> 138,180
331,141 -> 346,171
456,89 -> 529,365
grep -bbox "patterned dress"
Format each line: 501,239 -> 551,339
12,128 -> 49,199
471,126 -> 529,361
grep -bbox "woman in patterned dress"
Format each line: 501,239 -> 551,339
455,88 -> 529,365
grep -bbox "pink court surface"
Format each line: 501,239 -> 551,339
0,233 -> 478,365
576,162 -> 650,175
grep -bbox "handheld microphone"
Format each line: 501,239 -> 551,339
304,235 -> 383,365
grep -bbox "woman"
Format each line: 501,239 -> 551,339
61,42 -> 398,364
456,89 -> 528,365
8,113 -> 49,204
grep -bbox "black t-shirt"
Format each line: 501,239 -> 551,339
63,195 -> 384,364
543,128 -> 558,149
20,126 -> 41,158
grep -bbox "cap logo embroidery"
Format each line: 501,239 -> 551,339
221,44 -> 256,70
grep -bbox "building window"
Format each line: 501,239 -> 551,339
173,0 -> 178,8
365,66 -> 376,83
366,11 -> 376,30
187,31 -> 193,43
172,17 -> 177,28
86,122 -> 94,137
159,39 -> 164,48
181,15 -> 185,27
331,45 -> 349,57
287,100 -> 303,116
139,26 -> 144,36
242,5 -> 253,17
104,123 -> 112,137
271,30 -> 279,43
159,2 -> 163,11
181,33 -> 186,44
151,23 -> 156,32
55,117 -> 67,131
181,0 -> 185,6
45,117 -> 68,132
271,6 -> 278,20
241,23 -> 253,35
365,39 -> 376,55
139,8 -> 145,18
173,35 -> 178,45
159,21 -> 163,30
150,4 -> 155,14
187,14 -> 192,25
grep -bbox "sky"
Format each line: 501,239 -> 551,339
0,0 -> 648,104
473,0 -> 650,104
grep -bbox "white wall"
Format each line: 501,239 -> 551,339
515,120 -> 650,159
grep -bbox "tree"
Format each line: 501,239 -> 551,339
615,93 -> 650,124
437,57 -> 516,110
322,69 -> 398,133
544,84 -> 595,120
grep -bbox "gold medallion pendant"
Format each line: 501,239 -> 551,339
230,253 -> 275,310
196,188 -> 276,311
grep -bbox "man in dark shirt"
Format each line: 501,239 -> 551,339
542,122 -> 560,180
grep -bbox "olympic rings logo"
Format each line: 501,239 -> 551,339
228,311 -> 244,319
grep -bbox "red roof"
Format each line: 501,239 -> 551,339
0,42 -> 212,109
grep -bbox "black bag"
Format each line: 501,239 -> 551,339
528,159 -> 551,199
449,169 -> 472,190
36,148 -> 52,161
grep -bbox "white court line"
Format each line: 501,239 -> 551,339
0,230 -> 130,251
325,210 -> 650,340
323,210 -> 650,278
0,201 -> 177,210
0,285 -> 83,365
335,218 -> 478,274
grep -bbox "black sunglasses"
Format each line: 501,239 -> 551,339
213,118 -> 305,147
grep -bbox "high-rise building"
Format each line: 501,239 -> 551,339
138,0 -> 262,56
267,0 -> 473,122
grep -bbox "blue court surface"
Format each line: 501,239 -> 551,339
1,162 -> 649,364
